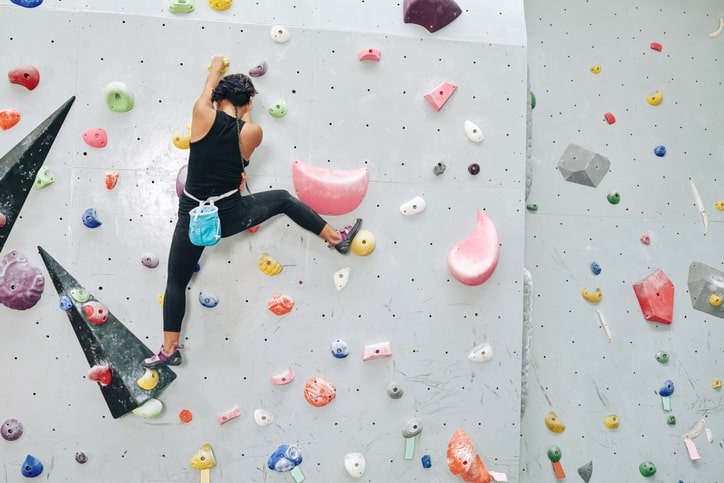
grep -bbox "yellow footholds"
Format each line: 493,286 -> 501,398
190,443 -> 217,470
603,414 -> 620,429
544,411 -> 566,433
350,229 -> 376,256
158,294 -> 164,306
581,287 -> 602,303
172,125 -> 191,149
590,65 -> 601,74
709,294 -> 723,307
137,368 -> 160,390
646,90 -> 663,106
258,253 -> 282,276
710,379 -> 722,389
715,201 -> 724,211
208,0 -> 231,11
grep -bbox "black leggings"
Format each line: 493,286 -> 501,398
163,189 -> 328,332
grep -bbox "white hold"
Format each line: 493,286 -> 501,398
270,367 -> 295,385
682,418 -> 706,440
271,25 -> 291,43
710,18 -> 723,38
468,343 -> 494,362
334,267 -> 351,291
253,408 -> 274,426
344,452 -> 366,478
399,196 -> 426,216
464,120 -> 484,143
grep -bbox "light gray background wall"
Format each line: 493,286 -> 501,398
0,1 -> 526,482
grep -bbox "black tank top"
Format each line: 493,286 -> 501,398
184,110 -> 249,199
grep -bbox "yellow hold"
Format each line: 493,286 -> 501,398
190,443 -> 217,470
172,125 -> 191,149
590,64 -> 601,74
137,368 -> 160,390
710,294 -> 723,307
258,253 -> 283,276
544,411 -> 566,433
581,287 -> 602,303
603,414 -> 620,429
646,90 -> 663,106
208,0 -> 231,11
350,229 -> 376,256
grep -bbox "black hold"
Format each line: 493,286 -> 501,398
403,0 -> 462,33
0,97 -> 75,256
37,246 -> 176,418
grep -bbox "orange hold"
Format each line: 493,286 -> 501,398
447,429 -> 492,483
303,376 -> 336,407
0,109 -> 21,130
247,225 -> 260,233
267,293 -> 294,315
105,172 -> 119,190
178,409 -> 193,423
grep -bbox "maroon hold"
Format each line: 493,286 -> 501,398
468,163 -> 480,175
403,0 -> 462,33
75,451 -> 88,464
1,418 -> 23,441
8,65 -> 40,91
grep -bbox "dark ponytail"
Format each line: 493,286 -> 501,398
212,74 -> 258,106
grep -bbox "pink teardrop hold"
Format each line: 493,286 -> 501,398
448,210 -> 500,286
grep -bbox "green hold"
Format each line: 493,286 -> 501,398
104,82 -> 135,113
547,445 -> 562,462
526,203 -> 539,212
639,461 -> 656,477
655,351 -> 669,363
132,398 -> 163,418
530,91 -> 536,110
169,0 -> 195,13
34,166 -> 55,190
268,99 -> 288,118
607,191 -> 621,205
666,415 -> 676,425
70,288 -> 91,303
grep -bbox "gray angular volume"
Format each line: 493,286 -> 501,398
688,261 -> 724,318
557,143 -> 610,187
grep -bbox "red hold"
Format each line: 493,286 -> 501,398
8,65 -> 40,91
650,42 -> 663,52
0,109 -> 21,130
403,0 -> 462,33
632,269 -> 674,324
603,112 -> 616,125
87,365 -> 112,386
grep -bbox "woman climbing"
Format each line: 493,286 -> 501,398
143,55 -> 362,368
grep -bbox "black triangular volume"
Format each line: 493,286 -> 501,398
0,97 -> 75,254
37,246 -> 176,418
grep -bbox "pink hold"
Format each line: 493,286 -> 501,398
640,234 -> 651,245
176,164 -> 188,197
82,301 -> 109,325
217,405 -> 241,425
0,251 -> 45,310
448,210 -> 500,286
0,212 -> 6,228
82,128 -> 108,148
424,81 -> 457,111
362,341 -> 392,361
87,365 -> 112,386
358,48 -> 382,62
292,160 -> 369,215
270,367 -> 295,385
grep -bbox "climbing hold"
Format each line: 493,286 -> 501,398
351,229 -> 376,256
421,454 -> 432,468
141,253 -> 159,269
217,405 -> 241,424
304,376 -> 336,407
547,446 -> 565,479
403,0 -> 462,33
75,452 -> 88,464
590,65 -> 601,74
208,0 -> 231,10
424,81 -> 457,111
655,351 -> 669,363
446,428 -> 492,483
87,365 -> 112,386
0,212 -> 5,228
168,0 -> 195,13
0,109 -> 21,130
639,462 -> 656,477
268,99 -> 287,118
464,120 -> 484,142
650,42 -> 663,51
32,166 -> 54,190
654,145 -> 667,157
333,267 -> 351,291
172,126 -> 191,149
178,409 -> 193,423
358,48 -> 382,62
526,203 -> 538,212
667,415 -> 677,425
82,208 -> 102,228
21,454 -> 43,478
270,25 -> 291,43
468,163 -> 481,175
137,368 -> 160,390
105,172 -> 119,190
646,90 -> 663,106
58,295 -> 73,310
253,408 -> 274,426
11,0 -> 42,6
363,341 -> 392,361
558,143 -> 610,187
248,61 -> 268,78
607,191 -> 621,204
8,65 -> 40,90
577,461 -> 593,483
176,164 -> 188,197
688,262 -> 724,318
104,82 -> 134,112
433,162 -> 446,175
82,128 -> 108,148
400,196 -> 426,215
344,452 -> 366,478
69,288 -> 90,303
247,224 -> 259,233
640,234 -> 651,245
330,339 -> 350,358
715,201 -> 724,211
271,367 -> 295,385
468,343 -> 493,362
603,112 -> 616,124
710,18 -> 724,38
530,91 -> 536,109
710,379 -> 722,388
581,288 -> 603,303
544,411 -> 566,433
132,398 -> 163,418
402,417 -> 423,437
632,269 -> 675,324
292,160 -> 369,215
258,253 -> 282,276
448,210 -> 500,286
659,379 -> 675,397
1,419 -> 23,441
0,251 -> 45,310
603,414 -> 619,429
590,261 -> 602,275
682,418 -> 705,439
387,382 -> 404,399
198,290 -> 219,308
267,293 -> 294,315
82,301 -> 109,324
267,444 -> 303,472
190,443 -> 217,470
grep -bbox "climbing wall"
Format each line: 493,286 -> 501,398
0,1 -> 527,481
523,0 -> 724,482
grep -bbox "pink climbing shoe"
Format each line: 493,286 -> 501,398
328,218 -> 362,254
142,343 -> 183,369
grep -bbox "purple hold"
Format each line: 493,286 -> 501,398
468,163 -> 480,175
1,418 -> 24,441
403,0 -> 462,33
176,164 -> 188,197
0,251 -> 45,310
249,61 -> 268,77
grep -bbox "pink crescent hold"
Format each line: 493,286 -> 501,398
447,210 -> 500,286
292,160 -> 369,215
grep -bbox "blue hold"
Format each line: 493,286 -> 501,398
58,295 -> 73,311
21,454 -> 43,477
81,208 -> 102,228
198,290 -> 219,308
421,454 -> 432,468
659,379 -> 675,397
590,261 -> 602,275
654,145 -> 667,157
330,339 -> 350,358
194,263 -> 201,272
11,0 -> 43,7
267,444 -> 303,472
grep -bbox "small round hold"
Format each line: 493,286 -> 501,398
590,261 -> 602,275
655,351 -> 669,363
271,25 -> 291,43
179,409 -> 193,423
141,253 -> 159,269
330,338 -> 350,358
468,163 -> 480,175
603,414 -> 619,429
653,145 -> 667,157
253,408 -> 274,426
710,379 -> 723,389
639,461 -> 657,477
268,99 -> 288,118
546,445 -> 562,462
82,208 -> 102,228
249,61 -> 268,77
0,212 -> 6,228
468,343 -> 493,362
650,42 -> 663,52
658,379 -> 675,397
640,234 -> 651,245
433,162 -> 446,176
464,120 -> 484,143
526,203 -> 538,212
401,417 -> 422,437
709,294 -> 722,307
75,451 -> 88,464
59,295 -> 73,311
666,415 -> 677,425
104,81 -> 134,112
590,64 -> 602,74
199,290 -> 219,308
607,191 -> 621,204
1,418 -> 23,441
421,454 -> 432,468
387,382 -> 404,399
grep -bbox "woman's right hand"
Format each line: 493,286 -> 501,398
209,55 -> 229,73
